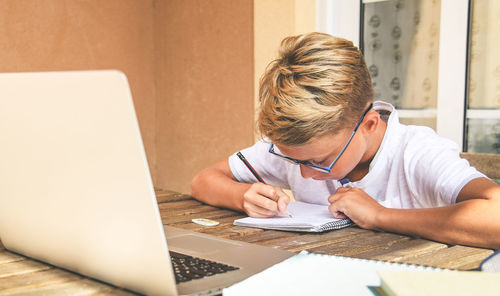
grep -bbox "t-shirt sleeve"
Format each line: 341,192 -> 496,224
228,139 -> 291,189
405,128 -> 486,206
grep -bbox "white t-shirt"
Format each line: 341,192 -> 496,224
228,101 -> 485,209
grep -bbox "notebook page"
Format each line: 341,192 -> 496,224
223,251 -> 449,296
233,201 -> 348,231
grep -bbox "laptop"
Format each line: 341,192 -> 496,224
0,70 -> 294,295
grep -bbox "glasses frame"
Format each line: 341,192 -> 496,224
268,103 -> 374,173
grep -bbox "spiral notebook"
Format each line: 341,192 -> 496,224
223,251 -> 449,296
233,201 -> 352,232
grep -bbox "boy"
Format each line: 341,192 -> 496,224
191,32 -> 500,249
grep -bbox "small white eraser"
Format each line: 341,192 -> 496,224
191,218 -> 220,227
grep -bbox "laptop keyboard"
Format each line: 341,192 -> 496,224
170,251 -> 240,283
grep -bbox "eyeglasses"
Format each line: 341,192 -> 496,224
268,103 -> 373,173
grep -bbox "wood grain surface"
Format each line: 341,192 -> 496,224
0,189 -> 494,295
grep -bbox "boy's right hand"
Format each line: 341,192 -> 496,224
242,183 -> 290,217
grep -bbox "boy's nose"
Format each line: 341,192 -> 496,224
300,164 -> 319,179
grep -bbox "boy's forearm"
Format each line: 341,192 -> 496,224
191,168 -> 249,212
376,199 -> 500,249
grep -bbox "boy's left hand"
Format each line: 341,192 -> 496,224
328,187 -> 385,230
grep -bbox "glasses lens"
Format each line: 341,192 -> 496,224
270,144 -> 331,173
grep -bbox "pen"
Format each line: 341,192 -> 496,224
339,178 -> 350,187
236,151 -> 292,217
236,152 -> 266,184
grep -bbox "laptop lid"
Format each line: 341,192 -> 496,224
0,70 -> 177,295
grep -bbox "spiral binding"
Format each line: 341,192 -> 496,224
318,219 -> 353,231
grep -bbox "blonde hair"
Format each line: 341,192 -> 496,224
258,32 -> 374,146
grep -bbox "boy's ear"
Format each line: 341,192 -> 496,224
361,111 -> 380,134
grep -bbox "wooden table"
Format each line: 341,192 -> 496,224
0,190 -> 494,295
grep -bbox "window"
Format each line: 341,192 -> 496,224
317,0 -> 500,154
466,0 -> 500,153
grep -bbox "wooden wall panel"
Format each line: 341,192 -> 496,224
155,0 -> 254,193
1,0 -> 296,194
0,0 -> 157,182
253,0 -> 316,141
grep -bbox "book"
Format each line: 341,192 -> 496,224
222,251 -> 448,296
377,270 -> 500,296
233,201 -> 352,232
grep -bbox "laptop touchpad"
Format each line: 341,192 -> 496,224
167,234 -> 242,254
